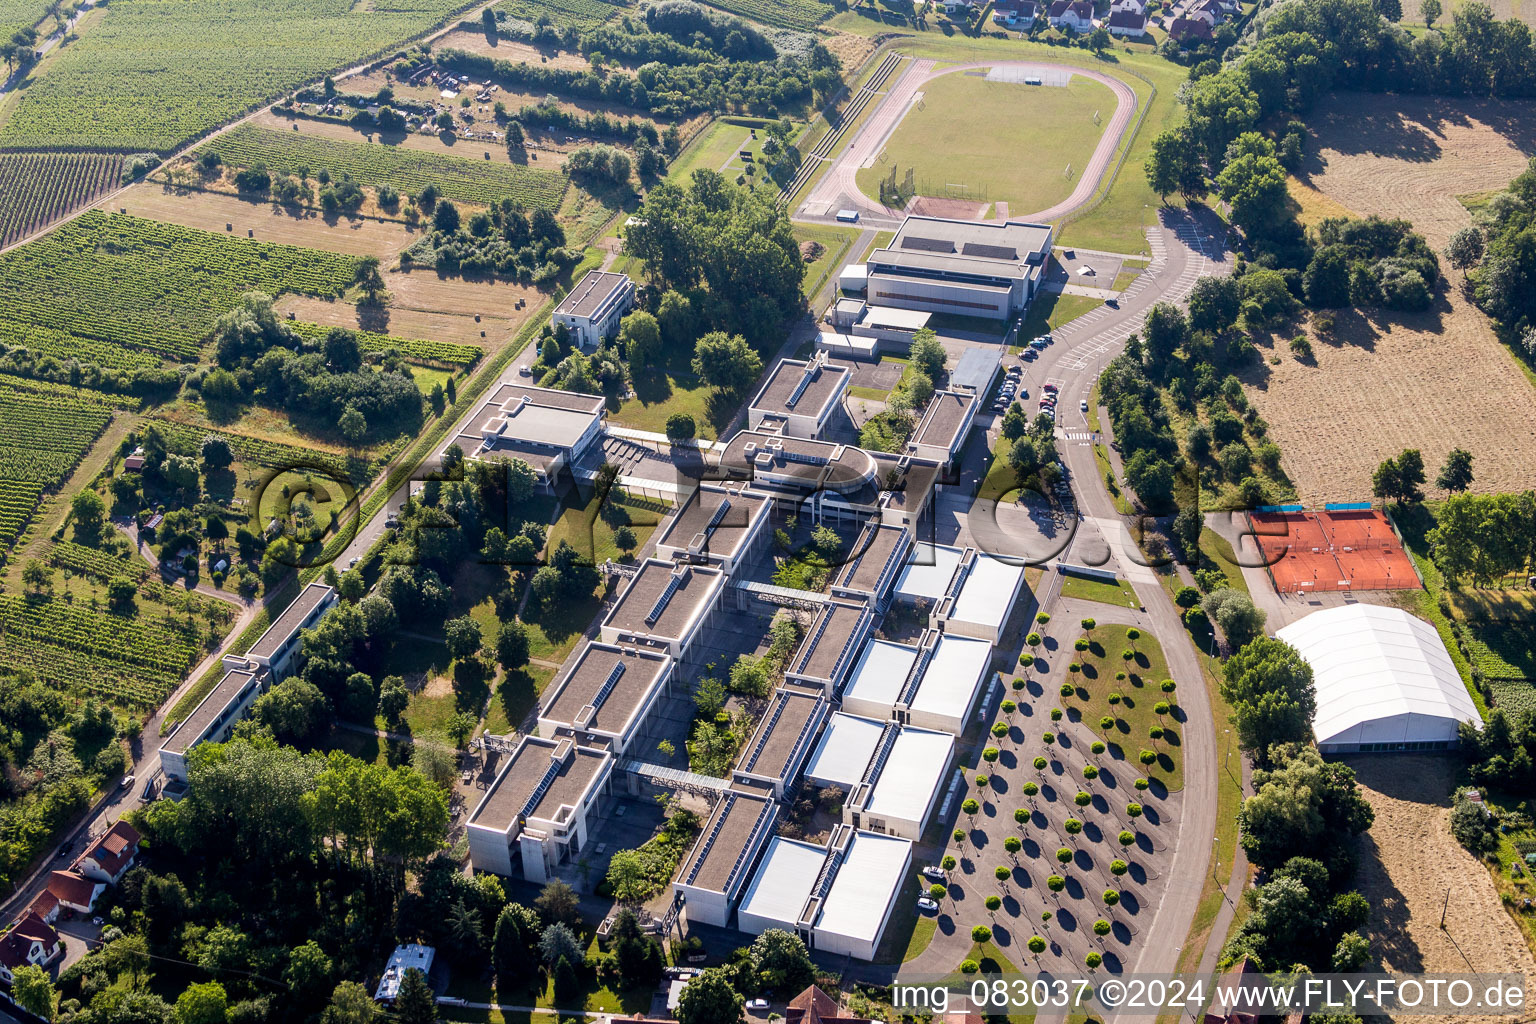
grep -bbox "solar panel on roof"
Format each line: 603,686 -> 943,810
961,242 -> 1019,260
519,759 -> 562,820
705,498 -> 732,536
590,661 -> 626,711
901,236 -> 956,253
785,363 -> 821,409
644,571 -> 685,625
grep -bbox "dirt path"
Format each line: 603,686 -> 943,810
800,59 -> 1137,227
1349,755 -> 1536,1024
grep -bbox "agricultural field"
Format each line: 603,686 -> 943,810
494,0 -> 626,29
0,151 -> 124,248
151,418 -> 375,487
286,319 -> 482,367
0,382 -> 113,547
692,0 -> 831,30
1239,90 -> 1536,503
0,209 -> 360,361
198,123 -> 571,210
275,293 -> 530,352
0,0 -> 481,152
0,318 -> 163,372
854,72 -> 1112,216
0,0 -> 47,35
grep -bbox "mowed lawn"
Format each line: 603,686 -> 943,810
854,73 -> 1112,214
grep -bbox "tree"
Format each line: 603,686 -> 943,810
1144,302 -> 1190,365
1372,448 -> 1426,504
444,615 -> 483,661
536,879 -> 580,926
1445,226 -> 1483,278
394,967 -> 438,1024
539,922 -> 583,968
496,620 -> 530,670
1450,795 -> 1499,853
972,925 -> 992,943
70,488 -> 107,541
692,331 -> 762,394
1332,931 -> 1371,971
1145,127 -> 1203,202
1220,638 -> 1316,757
621,310 -> 663,367
285,939 -> 335,1008
614,525 -> 638,553
1203,588 -> 1266,646
1239,746 -> 1374,872
1215,138 -> 1293,243
750,929 -> 814,994
338,406 -> 368,446
434,198 -> 461,232
493,903 -> 541,992
10,965 -> 54,1019
322,981 -> 378,1024
909,329 -> 946,380
1421,0 -> 1440,25
252,677 -> 327,746
676,968 -> 744,1024
665,413 -> 696,442
1436,447 -> 1474,493
355,256 -> 386,302
1304,245 -> 1353,308
1189,276 -> 1242,334
379,676 -> 409,724
177,981 -> 230,1024
613,909 -> 664,988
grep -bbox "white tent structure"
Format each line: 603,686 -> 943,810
1275,604 -> 1481,754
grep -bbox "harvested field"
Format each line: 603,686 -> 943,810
1349,756 -> 1536,1023
384,264 -> 546,322
1304,90 -> 1536,248
113,181 -> 423,258
819,30 -> 878,74
432,29 -> 596,70
1241,294 -> 1536,501
274,294 -> 531,356
1244,91 -> 1536,501
247,110 -> 568,171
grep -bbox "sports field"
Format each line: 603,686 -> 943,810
1249,509 -> 1420,594
854,72 -> 1112,217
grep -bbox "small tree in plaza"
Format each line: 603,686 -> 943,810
972,926 -> 992,944
1110,859 -> 1128,878
1022,782 -> 1039,802
1075,791 -> 1092,808
930,882 -> 947,902
1015,807 -> 1029,828
942,854 -> 957,871
985,894 -> 1002,918
1103,889 -> 1120,910
1064,819 -> 1083,839
1055,847 -> 1072,865
1094,919 -> 1112,944
1119,830 -> 1135,848
995,865 -> 1011,884
1004,836 -> 1022,857
1086,952 -> 1102,971
1034,756 -> 1048,773
1047,875 -> 1066,898
1028,935 -> 1047,962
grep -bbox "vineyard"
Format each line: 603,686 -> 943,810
152,419 -> 374,486
0,152 -> 125,249
1465,622 -> 1536,682
47,540 -> 226,609
0,594 -> 205,708
200,124 -> 569,211
0,371 -> 142,410
287,320 -> 481,367
494,0 -> 626,29
0,0 -> 483,152
0,210 -> 360,361
0,385 -> 112,486
0,318 -> 164,373
692,0 -> 830,31
0,0 -> 45,35
0,481 -> 44,549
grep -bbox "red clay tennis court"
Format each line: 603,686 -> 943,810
1249,509 -> 1421,593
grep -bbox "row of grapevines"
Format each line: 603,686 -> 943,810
200,123 -> 570,211
0,210 -> 362,360
47,542 -> 225,609
0,596 -> 200,707
0,371 -> 142,410
287,319 -> 482,367
692,0 -> 830,30
0,385 -> 112,485
0,480 -> 44,549
0,318 -> 164,373
0,152 -> 125,249
493,0 -> 626,30
151,419 -> 372,486
0,0 -> 480,153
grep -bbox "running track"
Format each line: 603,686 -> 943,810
798,58 -> 1138,227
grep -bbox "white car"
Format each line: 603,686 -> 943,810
748,999 -> 770,1010
1080,399 -> 1089,412
917,897 -> 940,913
921,865 -> 947,881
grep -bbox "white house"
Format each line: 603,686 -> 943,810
550,271 -> 635,350
992,0 -> 1039,26
75,820 -> 141,885
1110,0 -> 1146,14
0,913 -> 62,984
243,581 -> 337,680
375,945 -> 435,1003
1106,7 -> 1149,34
1048,0 -> 1096,30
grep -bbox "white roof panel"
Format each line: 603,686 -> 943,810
1274,604 -> 1481,746
894,543 -> 964,601
867,727 -> 953,822
738,837 -> 827,928
816,831 -> 912,945
842,639 -> 919,710
805,713 -> 886,787
909,634 -> 993,721
951,554 -> 1027,630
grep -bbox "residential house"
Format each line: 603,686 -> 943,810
1110,0 -> 1146,14
75,821 -> 141,885
1048,0 -> 1095,31
992,0 -> 1039,24
786,985 -> 873,1024
0,913 -> 62,984
46,870 -> 104,915
1107,8 -> 1149,34
1167,15 -> 1213,39
550,271 -> 635,351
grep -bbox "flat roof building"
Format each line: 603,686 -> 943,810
653,485 -> 772,575
537,642 -> 672,755
867,216 -> 1053,321
936,549 -> 1029,644
831,522 -> 911,609
786,598 -> 874,694
909,390 -> 978,465
551,270 -> 635,351
804,712 -> 888,789
811,830 -> 913,960
674,788 -> 778,928
245,581 -> 337,679
448,382 -> 605,490
736,835 -> 830,937
848,726 -> 954,841
159,664 -> 264,783
375,945 -> 435,1003
717,432 -> 883,524
748,354 -> 850,439
840,639 -> 920,721
599,560 -> 726,665
905,633 -> 994,734
732,686 -> 827,798
893,543 -> 966,603
467,735 -> 612,883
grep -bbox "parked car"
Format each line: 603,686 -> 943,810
921,865 -> 947,881
1043,382 -> 1059,394
518,364 -> 533,377
749,1000 -> 770,1010
1023,349 -> 1037,361
1080,399 -> 1089,412
120,774 -> 135,790
917,897 -> 940,913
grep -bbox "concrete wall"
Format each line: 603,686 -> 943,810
677,884 -> 732,928
467,824 -> 517,877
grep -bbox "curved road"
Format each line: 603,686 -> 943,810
798,58 -> 1138,228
